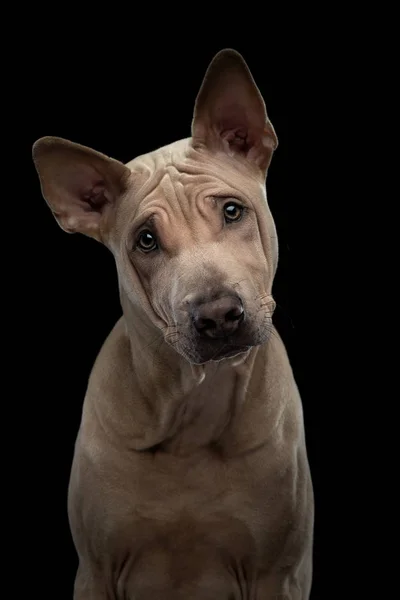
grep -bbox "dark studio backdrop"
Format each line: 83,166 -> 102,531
24,42 -> 327,599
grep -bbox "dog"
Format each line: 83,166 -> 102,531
33,49 -> 314,599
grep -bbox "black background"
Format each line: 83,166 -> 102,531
22,39 -> 333,599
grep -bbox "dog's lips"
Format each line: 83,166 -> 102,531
190,339 -> 252,364
210,345 -> 251,361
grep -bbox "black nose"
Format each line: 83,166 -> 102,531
192,295 -> 244,338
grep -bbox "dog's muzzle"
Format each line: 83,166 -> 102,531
179,293 -> 251,363
168,291 -> 273,364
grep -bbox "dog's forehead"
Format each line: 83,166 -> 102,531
126,138 -> 191,172
120,138 -> 266,219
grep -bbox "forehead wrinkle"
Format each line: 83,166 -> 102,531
129,171 -> 186,239
159,167 -> 203,229
161,168 -> 181,208
165,168 -> 218,234
175,151 -> 265,202
120,164 -> 166,227
137,168 -> 215,245
179,170 -> 255,206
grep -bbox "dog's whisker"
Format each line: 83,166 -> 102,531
138,335 -> 165,353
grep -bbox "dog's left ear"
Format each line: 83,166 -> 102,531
32,136 -> 131,242
191,49 -> 278,173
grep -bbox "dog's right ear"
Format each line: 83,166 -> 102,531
32,137 -> 131,242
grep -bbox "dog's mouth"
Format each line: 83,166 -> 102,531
176,338 -> 253,365
208,344 -> 251,362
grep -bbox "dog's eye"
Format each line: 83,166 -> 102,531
137,230 -> 158,252
223,202 -> 244,223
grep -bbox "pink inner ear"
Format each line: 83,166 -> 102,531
213,101 -> 259,154
221,127 -> 251,152
81,182 -> 108,211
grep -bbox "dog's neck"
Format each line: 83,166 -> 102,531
114,290 -> 267,455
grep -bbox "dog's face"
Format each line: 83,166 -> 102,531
33,50 -> 279,365
112,146 -> 278,365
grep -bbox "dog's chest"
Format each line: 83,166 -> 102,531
82,440 -> 300,567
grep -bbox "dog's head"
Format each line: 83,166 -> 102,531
33,50 -> 279,364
